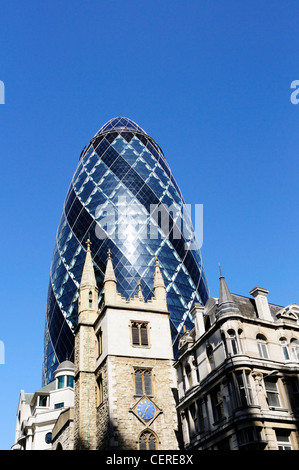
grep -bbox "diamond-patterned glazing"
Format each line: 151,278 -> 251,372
42,117 -> 209,384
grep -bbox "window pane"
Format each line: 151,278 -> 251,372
265,380 -> 280,407
144,371 -> 152,395
268,393 -> 280,407
276,431 -> 292,450
39,395 -> 47,407
139,435 -> 147,450
291,341 -> 299,361
258,341 -> 269,359
135,370 -> 143,395
283,347 -> 290,360
132,325 -> 140,345
58,376 -> 65,389
67,375 -> 74,388
148,435 -> 157,450
140,325 -> 148,346
97,375 -> 103,405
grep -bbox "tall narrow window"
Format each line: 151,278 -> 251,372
257,335 -> 269,359
207,345 -> 215,370
291,339 -> 299,362
67,375 -> 74,388
97,374 -> 103,406
280,338 -> 290,361
185,364 -> 192,389
235,370 -> 253,406
211,385 -> 225,422
134,369 -> 152,396
97,329 -> 103,357
264,379 -> 281,408
189,402 -> 199,435
140,324 -> 149,346
132,323 -> 139,345
289,377 -> 299,408
228,329 -> 238,355
138,431 -> 158,450
131,322 -> 149,347
198,398 -> 209,432
57,375 -> 65,389
89,291 -> 92,309
39,395 -> 48,407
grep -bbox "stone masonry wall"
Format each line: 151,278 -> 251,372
74,324 -> 97,450
95,356 -> 179,450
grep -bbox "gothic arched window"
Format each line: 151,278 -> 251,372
280,337 -> 290,361
227,329 -> 239,355
256,334 -> 269,359
138,430 -> 158,450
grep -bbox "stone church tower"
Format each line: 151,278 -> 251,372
74,238 -> 98,450
73,241 -> 179,450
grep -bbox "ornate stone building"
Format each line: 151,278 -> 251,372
51,240 -> 179,450
13,243 -> 299,451
175,269 -> 299,450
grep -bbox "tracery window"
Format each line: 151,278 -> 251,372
138,430 -> 158,450
134,369 -> 152,396
131,321 -> 149,347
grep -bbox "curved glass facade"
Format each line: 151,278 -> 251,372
43,117 -> 209,384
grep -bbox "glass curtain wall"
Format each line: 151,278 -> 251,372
43,117 -> 209,384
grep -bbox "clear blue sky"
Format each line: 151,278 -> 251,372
0,0 -> 298,450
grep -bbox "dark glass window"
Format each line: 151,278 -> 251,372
140,324 -> 149,346
131,322 -> 149,347
39,395 -> 47,407
54,402 -> 64,409
67,375 -> 74,388
134,369 -> 152,396
57,376 -> 65,389
132,324 -> 140,345
264,379 -> 281,408
139,431 -> 157,450
235,371 -> 253,406
97,375 -> 103,406
211,385 -> 225,422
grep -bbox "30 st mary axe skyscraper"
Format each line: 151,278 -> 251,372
43,117 -> 209,384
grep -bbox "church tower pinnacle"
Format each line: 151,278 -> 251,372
153,255 -> 167,310
74,238 -> 98,449
103,248 -> 117,304
78,237 -> 98,324
217,264 -> 240,317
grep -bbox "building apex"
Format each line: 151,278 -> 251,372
104,248 -> 117,284
80,237 -> 97,289
217,267 -> 240,316
86,237 -> 92,252
154,255 -> 165,289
